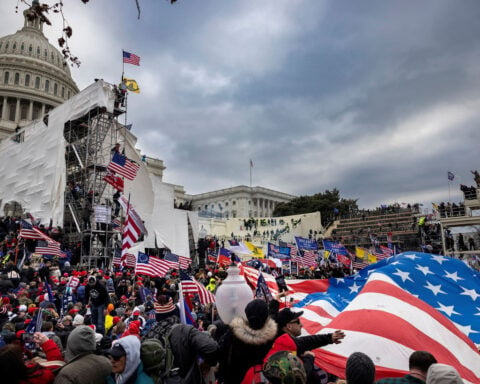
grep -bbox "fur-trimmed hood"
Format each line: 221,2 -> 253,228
230,316 -> 277,345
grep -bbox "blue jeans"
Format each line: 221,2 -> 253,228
91,303 -> 105,335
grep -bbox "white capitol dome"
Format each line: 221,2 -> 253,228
0,2 -> 79,138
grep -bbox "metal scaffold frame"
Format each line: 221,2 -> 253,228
63,104 -> 125,269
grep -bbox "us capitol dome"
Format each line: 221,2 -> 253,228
0,1 -> 79,139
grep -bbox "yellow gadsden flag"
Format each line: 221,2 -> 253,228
244,241 -> 265,258
122,78 -> 140,94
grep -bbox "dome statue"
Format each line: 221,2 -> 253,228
0,2 -> 79,139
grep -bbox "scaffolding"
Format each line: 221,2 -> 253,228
63,103 -> 125,268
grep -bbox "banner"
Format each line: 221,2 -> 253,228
294,236 -> 318,250
267,242 -> 291,259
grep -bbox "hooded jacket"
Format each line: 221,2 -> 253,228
426,364 -> 464,384
218,316 -> 278,384
107,335 -> 153,384
54,326 -> 111,384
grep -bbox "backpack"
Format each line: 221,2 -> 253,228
140,325 -> 181,384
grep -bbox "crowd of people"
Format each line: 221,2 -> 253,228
0,214 -> 470,383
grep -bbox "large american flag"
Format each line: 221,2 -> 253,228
135,252 -> 169,277
123,50 -> 140,66
180,271 -> 215,305
107,152 -> 140,181
277,253 -> 480,383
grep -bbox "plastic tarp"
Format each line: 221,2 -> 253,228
0,80 -> 115,225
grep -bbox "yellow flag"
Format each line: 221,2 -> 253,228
367,253 -> 377,263
355,246 -> 367,259
122,78 -> 140,94
244,241 -> 265,258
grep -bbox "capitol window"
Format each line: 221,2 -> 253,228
4,71 -> 9,84
61,86 -> 65,98
14,73 -> 19,85
45,80 -> 50,92
35,76 -> 40,89
29,44 -> 32,53
36,46 -> 40,56
25,74 -> 30,87
54,83 -> 58,96
21,43 -> 24,52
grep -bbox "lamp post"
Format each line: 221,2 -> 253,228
215,257 -> 253,324
198,226 -> 208,269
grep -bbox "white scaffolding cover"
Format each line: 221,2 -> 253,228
0,80 -> 115,225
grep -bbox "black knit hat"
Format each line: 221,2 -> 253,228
245,299 -> 269,330
346,352 -> 375,384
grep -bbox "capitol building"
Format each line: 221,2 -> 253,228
0,2 -> 297,223
0,3 -> 79,139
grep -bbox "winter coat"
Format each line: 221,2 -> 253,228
218,316 -> 278,384
169,324 -> 219,384
54,353 -> 111,384
20,339 -> 65,384
54,326 -> 111,384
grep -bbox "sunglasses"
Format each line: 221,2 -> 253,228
288,319 -> 301,325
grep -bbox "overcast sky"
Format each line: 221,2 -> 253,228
2,0 -> 480,209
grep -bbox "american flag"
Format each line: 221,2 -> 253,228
380,245 -> 394,257
123,50 -> 140,66
180,271 -> 215,305
112,218 -> 122,232
35,241 -> 65,257
373,246 -> 388,261
19,220 -> 58,245
304,249 -> 318,266
352,259 -> 369,270
285,243 -> 298,262
122,253 -> 137,269
135,252 -> 169,277
107,152 -> 140,181
164,252 -> 191,270
288,253 -> 480,382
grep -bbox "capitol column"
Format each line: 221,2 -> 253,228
1,97 -> 7,120
14,98 -> 21,123
28,100 -> 33,120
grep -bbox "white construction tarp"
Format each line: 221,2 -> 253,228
0,80 -> 115,225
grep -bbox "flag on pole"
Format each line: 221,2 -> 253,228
250,159 -> 254,168
217,248 -> 231,266
103,170 -> 124,191
135,252 -> 169,277
107,152 -> 140,181
180,271 -> 215,305
122,78 -> 140,94
447,171 -> 455,181
164,252 -> 191,270
123,50 -> 140,65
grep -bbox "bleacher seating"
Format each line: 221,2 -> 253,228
331,208 -> 419,249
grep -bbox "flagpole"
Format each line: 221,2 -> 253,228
249,159 -> 253,187
178,282 -> 187,324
